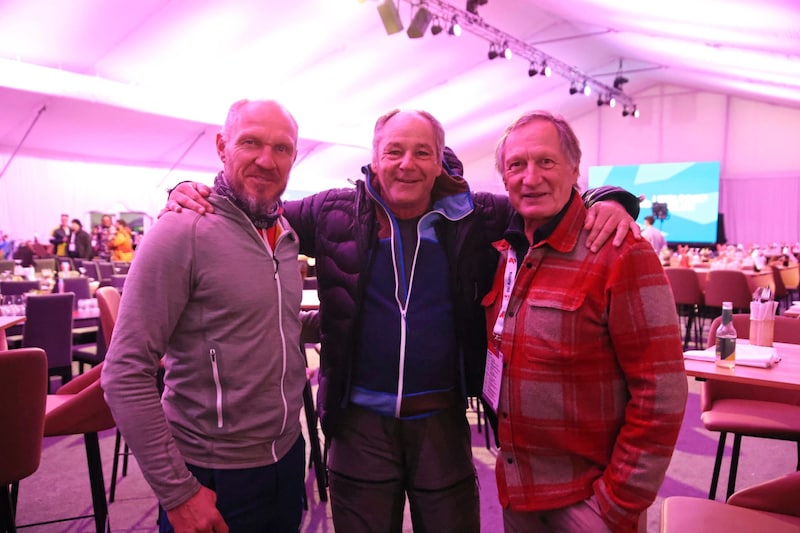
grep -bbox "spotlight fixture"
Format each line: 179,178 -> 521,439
487,43 -> 498,60
406,7 -> 433,39
430,17 -> 443,35
528,61 -> 538,77
613,75 -> 629,90
466,0 -> 488,15
608,96 -> 616,108
501,41 -> 511,60
541,62 -> 551,77
569,81 -> 578,94
596,96 -> 604,107
582,82 -> 591,96
448,16 -> 461,36
622,104 -> 640,118
569,81 -> 579,95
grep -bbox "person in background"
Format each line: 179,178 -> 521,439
642,214 -> 667,253
483,110 -> 687,532
0,231 -> 12,260
102,99 -> 308,533
165,108 -> 641,532
49,213 -> 71,256
92,214 -> 115,260
109,219 -> 134,262
67,219 -> 93,260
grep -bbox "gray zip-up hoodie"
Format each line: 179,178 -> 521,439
101,193 -> 306,510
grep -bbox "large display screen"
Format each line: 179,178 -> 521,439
588,161 -> 721,245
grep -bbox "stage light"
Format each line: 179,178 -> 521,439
487,43 -> 498,60
613,75 -> 629,90
528,62 -> 538,77
622,105 -> 630,117
608,96 -> 616,108
632,106 -> 640,118
448,16 -> 461,36
569,81 -> 578,95
501,42 -> 511,60
541,62 -> 551,77
407,7 -> 433,39
582,82 -> 591,96
376,0 -> 404,35
430,17 -> 443,35
466,0 -> 488,14
597,96 -> 604,107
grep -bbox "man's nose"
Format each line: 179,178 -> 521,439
256,147 -> 277,169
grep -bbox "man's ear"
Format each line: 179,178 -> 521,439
216,133 -> 226,162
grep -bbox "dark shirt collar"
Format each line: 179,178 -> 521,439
504,189 -> 578,260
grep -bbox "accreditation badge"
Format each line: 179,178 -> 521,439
482,345 -> 503,412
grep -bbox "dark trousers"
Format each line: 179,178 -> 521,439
159,435 -> 305,533
327,405 -> 480,533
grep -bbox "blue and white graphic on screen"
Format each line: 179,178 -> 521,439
588,161 -> 720,245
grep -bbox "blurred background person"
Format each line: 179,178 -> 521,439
50,213 -> 72,256
92,214 -> 115,260
110,219 -> 134,262
642,215 -> 666,253
67,218 -> 93,260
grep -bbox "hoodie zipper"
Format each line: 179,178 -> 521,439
209,348 -> 223,428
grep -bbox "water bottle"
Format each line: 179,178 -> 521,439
715,301 -> 736,369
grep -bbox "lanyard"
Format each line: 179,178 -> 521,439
492,248 -> 518,340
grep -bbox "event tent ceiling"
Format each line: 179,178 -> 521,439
1,0 -> 798,190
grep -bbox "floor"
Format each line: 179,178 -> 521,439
11,334 -> 798,532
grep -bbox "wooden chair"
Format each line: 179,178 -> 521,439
702,314 -> 800,500
0,348 -> 47,533
21,293 -> 74,393
772,264 -> 800,311
665,267 -> 706,350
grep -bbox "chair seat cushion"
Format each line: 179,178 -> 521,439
661,496 -> 800,533
701,399 -> 800,438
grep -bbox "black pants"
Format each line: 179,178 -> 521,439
159,435 -> 305,533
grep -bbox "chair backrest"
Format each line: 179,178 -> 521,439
0,259 -> 15,274
704,270 -> 752,312
0,347 -> 48,485
110,274 -> 126,291
770,265 -> 789,300
96,286 -> 121,347
60,276 -> 91,308
778,264 -> 800,291
33,257 -> 57,273
96,261 -> 114,281
703,313 -> 800,411
664,267 -> 704,306
727,470 -> 800,518
112,261 -> 130,274
0,279 -> 40,296
44,362 -> 116,436
22,293 -> 75,373
80,260 -> 101,281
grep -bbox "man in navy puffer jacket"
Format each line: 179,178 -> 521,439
167,109 -> 640,532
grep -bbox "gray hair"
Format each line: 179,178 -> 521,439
372,109 -> 445,164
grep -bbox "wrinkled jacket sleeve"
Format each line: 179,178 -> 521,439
582,186 -> 640,220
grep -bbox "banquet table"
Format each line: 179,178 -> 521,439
0,315 -> 26,351
683,340 -> 800,391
